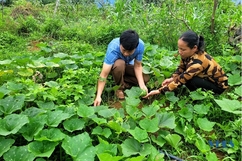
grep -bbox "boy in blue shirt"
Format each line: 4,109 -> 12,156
93,29 -> 149,106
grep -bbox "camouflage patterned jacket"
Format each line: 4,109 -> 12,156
159,52 -> 228,93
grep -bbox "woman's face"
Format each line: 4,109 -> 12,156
120,45 -> 135,57
178,39 -> 197,59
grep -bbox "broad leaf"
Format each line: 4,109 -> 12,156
61,132 -> 95,161
28,140 -> 58,157
165,92 -> 179,103
0,85 -> 11,99
0,59 -> 12,65
17,68 -> 33,77
3,146 -> 35,161
195,137 -> 210,154
0,137 -> 15,157
77,104 -> 95,118
125,87 -> 144,98
214,98 -> 242,115
194,104 -> 210,115
92,117 -> 107,125
151,135 -> 166,148
0,114 -> 29,136
21,107 -> 47,117
46,110 -> 71,127
178,107 -> 193,121
107,121 -> 126,134
121,138 -> 152,157
125,105 -> 143,120
121,138 -> 141,157
34,128 -> 66,142
19,115 -> 46,141
36,101 -> 55,110
141,104 -> 159,118
125,156 -> 145,161
92,126 -> 112,138
126,97 -> 141,107
157,112 -> 176,129
197,118 -> 215,132
139,117 -> 159,133
206,152 -> 218,161
234,85 -> 242,96
95,142 -> 117,156
63,117 -> 86,132
0,95 -> 25,114
127,127 -> 148,142
97,153 -> 123,161
98,108 -> 118,118
189,91 -> 206,100
228,73 -> 242,86
163,134 -> 181,150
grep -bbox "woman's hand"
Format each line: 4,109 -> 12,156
143,90 -> 160,99
162,78 -> 173,86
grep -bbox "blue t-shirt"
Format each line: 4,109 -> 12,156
104,38 -> 144,65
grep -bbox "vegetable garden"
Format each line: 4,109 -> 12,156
0,0 -> 241,161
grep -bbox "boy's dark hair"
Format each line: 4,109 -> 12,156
180,30 -> 205,54
120,29 -> 139,50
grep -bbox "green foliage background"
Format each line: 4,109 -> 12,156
0,0 -> 241,161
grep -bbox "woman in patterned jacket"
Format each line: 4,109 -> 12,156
144,30 -> 228,98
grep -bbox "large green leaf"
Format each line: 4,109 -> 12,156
76,104 -> 95,118
141,104 -> 159,118
121,138 -> 141,157
61,132 -> 95,161
92,117 -> 107,125
127,127 -> 148,143
157,112 -> 176,129
125,105 -> 143,120
163,134 -> 181,150
0,85 -> 11,99
107,121 -> 126,134
46,110 -> 72,127
97,153 -> 123,161
0,137 -> 15,157
95,142 -> 117,156
21,107 -> 47,117
63,117 -> 86,132
193,104 -> 210,115
0,95 -> 25,114
165,92 -> 179,103
0,59 -> 12,65
151,135 -> 166,148
195,137 -> 210,154
178,107 -> 193,121
121,138 -> 152,157
214,98 -> 242,115
125,156 -> 145,161
206,152 -> 218,161
139,117 -> 159,133
197,118 -> 215,132
189,91 -> 206,100
28,140 -> 59,157
98,108 -> 118,118
92,126 -> 112,138
0,114 -> 29,136
3,146 -> 35,161
36,101 -> 55,110
234,85 -> 242,96
125,87 -> 144,98
17,68 -> 34,77
228,73 -> 242,86
34,128 -> 66,142
19,115 -> 46,141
